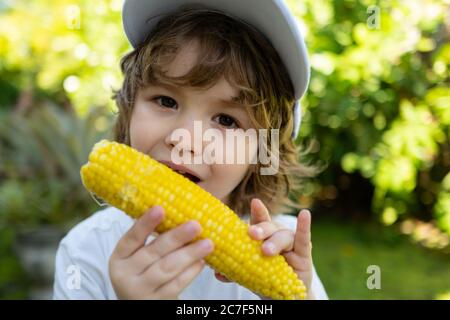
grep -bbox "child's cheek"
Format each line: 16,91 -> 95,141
129,105 -> 164,152
221,130 -> 259,165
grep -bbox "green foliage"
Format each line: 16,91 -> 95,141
0,103 -> 113,229
288,0 -> 450,233
435,172 -> 450,233
0,0 -> 129,114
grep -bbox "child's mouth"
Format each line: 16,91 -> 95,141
157,160 -> 203,184
173,169 -> 201,184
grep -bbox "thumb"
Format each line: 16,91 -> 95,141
250,198 -> 271,225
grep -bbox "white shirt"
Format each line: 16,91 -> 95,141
53,206 -> 328,300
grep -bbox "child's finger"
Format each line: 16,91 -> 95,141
293,209 -> 312,258
114,206 -> 164,259
142,238 -> 213,288
261,229 -> 295,256
130,220 -> 202,273
248,221 -> 278,240
283,251 -> 312,272
250,198 -> 271,225
156,259 -> 206,299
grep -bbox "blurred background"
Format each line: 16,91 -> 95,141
0,0 -> 448,299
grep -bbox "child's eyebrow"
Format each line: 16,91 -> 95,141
217,96 -> 243,108
150,82 -> 244,107
150,82 -> 183,95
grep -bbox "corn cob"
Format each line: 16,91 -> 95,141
80,140 -> 306,300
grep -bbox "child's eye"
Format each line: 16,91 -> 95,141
213,114 -> 240,129
154,96 -> 178,109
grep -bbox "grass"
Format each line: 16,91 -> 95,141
311,218 -> 450,299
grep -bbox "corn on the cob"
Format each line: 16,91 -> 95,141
80,140 -> 306,300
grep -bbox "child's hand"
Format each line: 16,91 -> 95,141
109,206 -> 214,299
214,198 -> 313,299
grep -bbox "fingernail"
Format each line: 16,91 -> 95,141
251,226 -> 263,238
199,239 -> 213,251
263,242 -> 275,255
149,206 -> 163,219
300,209 -> 311,216
185,221 -> 201,233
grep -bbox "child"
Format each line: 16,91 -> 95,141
53,0 -> 328,300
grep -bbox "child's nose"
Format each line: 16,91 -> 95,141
165,120 -> 206,157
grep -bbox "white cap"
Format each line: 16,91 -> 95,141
122,0 -> 309,139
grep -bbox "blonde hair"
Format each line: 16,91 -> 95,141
113,5 -> 317,216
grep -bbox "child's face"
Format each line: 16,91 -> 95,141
129,40 -> 257,206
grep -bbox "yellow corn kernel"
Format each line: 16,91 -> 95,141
80,140 -> 307,300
